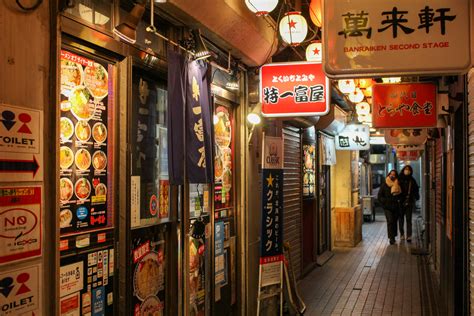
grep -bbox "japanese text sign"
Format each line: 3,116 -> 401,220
260,62 -> 330,117
262,136 -> 284,169
396,150 -> 422,161
384,128 -> 427,145
336,124 -> 370,150
372,83 -> 437,128
323,0 -> 471,77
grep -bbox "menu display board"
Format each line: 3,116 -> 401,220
214,106 -> 233,210
59,50 -> 112,235
189,236 -> 206,316
303,145 -> 316,197
130,71 -> 170,228
60,245 -> 115,315
131,226 -> 166,315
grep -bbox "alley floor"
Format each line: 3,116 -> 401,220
299,215 -> 422,316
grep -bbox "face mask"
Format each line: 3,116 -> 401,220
390,176 -> 396,181
404,169 -> 411,176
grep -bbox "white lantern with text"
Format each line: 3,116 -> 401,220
306,41 -> 322,62
279,12 -> 308,46
245,0 -> 278,16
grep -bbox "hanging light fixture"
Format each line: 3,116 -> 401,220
357,78 -> 372,89
309,0 -> 322,27
113,2 -> 145,44
192,29 -> 211,60
337,79 -> 356,94
348,87 -> 365,103
245,0 -> 278,16
363,85 -> 373,97
279,11 -> 308,46
305,40 -> 322,62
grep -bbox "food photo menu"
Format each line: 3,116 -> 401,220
59,50 -> 111,235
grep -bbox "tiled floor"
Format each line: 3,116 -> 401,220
298,215 -> 422,316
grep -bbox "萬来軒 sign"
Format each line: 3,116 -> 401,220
336,124 -> 370,150
323,0 -> 471,78
0,264 -> 41,315
372,83 -> 437,128
0,104 -> 43,182
384,129 -> 428,145
260,62 -> 330,117
0,186 -> 42,264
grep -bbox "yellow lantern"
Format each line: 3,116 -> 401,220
363,85 -> 373,97
245,0 -> 278,16
348,88 -> 365,103
357,78 -> 372,89
337,79 -> 356,94
309,0 -> 322,27
279,12 -> 308,46
305,41 -> 322,62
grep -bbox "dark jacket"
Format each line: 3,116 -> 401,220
398,175 -> 420,204
377,181 -> 401,212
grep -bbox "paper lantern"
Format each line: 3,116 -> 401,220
348,88 -> 365,103
363,85 -> 373,97
357,78 -> 372,89
309,0 -> 322,27
279,12 -> 308,46
356,102 -> 371,115
338,79 -> 356,94
245,0 -> 278,16
305,41 -> 322,62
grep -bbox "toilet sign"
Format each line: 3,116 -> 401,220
0,104 -> 43,182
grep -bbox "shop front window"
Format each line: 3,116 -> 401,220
65,0 -> 114,31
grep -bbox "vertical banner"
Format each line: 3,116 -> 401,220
186,61 -> 214,183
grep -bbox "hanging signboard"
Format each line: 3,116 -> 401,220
0,186 -> 42,264
260,62 -> 330,117
320,135 -> 336,165
396,150 -> 422,161
335,124 -> 370,150
384,129 -> 428,145
372,83 -> 437,128
0,264 -> 41,315
323,0 -> 471,78
0,104 -> 43,182
262,135 -> 284,169
393,144 -> 425,152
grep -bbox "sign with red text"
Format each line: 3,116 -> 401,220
260,62 -> 330,117
0,186 -> 42,264
323,0 -> 471,77
372,83 -> 437,128
0,264 -> 41,315
0,104 -> 43,182
384,129 -> 427,145
396,150 -> 422,161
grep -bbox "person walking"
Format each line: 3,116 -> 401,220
377,170 -> 402,244
398,165 -> 420,242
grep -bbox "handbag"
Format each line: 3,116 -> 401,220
403,180 -> 412,207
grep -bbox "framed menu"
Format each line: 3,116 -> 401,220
59,50 -> 113,235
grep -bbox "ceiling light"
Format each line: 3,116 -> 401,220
192,29 -> 211,60
113,2 -> 145,44
247,103 -> 262,125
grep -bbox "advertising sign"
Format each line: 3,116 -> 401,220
335,124 -> 370,150
0,104 -> 43,182
59,50 -> 112,235
396,150 -> 422,161
323,0 -> 471,77
0,186 -> 42,264
260,62 -> 330,117
393,144 -> 424,152
384,129 -> 428,145
0,264 -> 41,315
372,83 -> 437,128
302,145 -> 316,197
262,136 -> 284,169
214,106 -> 233,210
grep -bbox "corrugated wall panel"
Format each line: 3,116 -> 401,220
283,125 -> 303,280
467,68 -> 474,314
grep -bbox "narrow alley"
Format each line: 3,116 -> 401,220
299,215 -> 422,315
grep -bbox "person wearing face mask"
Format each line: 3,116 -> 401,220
377,170 -> 402,244
398,165 -> 420,242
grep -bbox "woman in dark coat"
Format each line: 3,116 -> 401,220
398,165 -> 420,242
377,170 -> 402,244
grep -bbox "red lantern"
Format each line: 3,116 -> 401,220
309,0 -> 322,27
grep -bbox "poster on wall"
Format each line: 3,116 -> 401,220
302,145 -> 316,197
214,106 -> 233,210
131,227 -> 166,315
60,245 -> 115,315
0,104 -> 43,182
323,0 -> 471,77
130,71 -> 170,228
0,264 -> 41,315
372,83 -> 437,128
0,186 -> 42,264
59,50 -> 112,235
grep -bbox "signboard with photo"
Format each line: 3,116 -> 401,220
59,50 -> 112,235
260,62 -> 330,117
372,83 -> 437,128
323,0 -> 471,77
214,106 -> 233,210
302,145 -> 316,197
